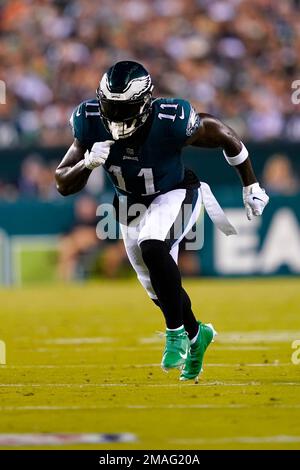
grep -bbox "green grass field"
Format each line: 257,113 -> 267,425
0,278 -> 300,450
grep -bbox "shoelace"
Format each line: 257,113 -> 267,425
166,331 -> 188,353
156,331 -> 187,338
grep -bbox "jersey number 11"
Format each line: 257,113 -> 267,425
108,165 -> 159,196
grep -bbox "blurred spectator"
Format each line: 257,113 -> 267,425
178,250 -> 201,277
0,180 -> 18,201
19,154 -> 45,197
58,194 -> 101,281
57,194 -> 127,281
0,0 -> 299,146
262,153 -> 299,196
18,154 -> 58,199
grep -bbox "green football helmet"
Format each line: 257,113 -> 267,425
96,61 -> 154,140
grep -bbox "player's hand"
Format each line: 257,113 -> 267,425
84,140 -> 114,170
243,183 -> 269,220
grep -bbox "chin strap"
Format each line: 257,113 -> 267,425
109,120 -> 138,140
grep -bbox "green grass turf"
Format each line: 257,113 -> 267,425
0,278 -> 299,450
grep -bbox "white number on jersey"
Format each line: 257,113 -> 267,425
108,165 -> 127,191
158,103 -> 179,121
108,165 -> 159,195
137,168 -> 159,195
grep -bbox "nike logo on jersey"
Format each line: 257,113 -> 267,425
179,107 -> 185,119
76,107 -> 81,117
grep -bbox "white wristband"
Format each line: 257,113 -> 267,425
223,142 -> 248,166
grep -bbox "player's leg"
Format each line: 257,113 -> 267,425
140,239 -> 183,330
169,238 -> 204,346
162,193 -> 217,382
120,219 -> 193,370
171,248 -> 217,384
167,265 -> 217,385
120,189 -> 215,376
121,220 -> 189,371
139,189 -> 200,333
120,189 -> 197,320
119,191 -> 194,370
120,211 -> 196,336
153,287 -> 199,341
140,238 -> 190,370
137,189 -> 201,369
120,225 -> 199,339
119,221 -> 157,299
138,188 -> 216,378
152,238 -> 198,339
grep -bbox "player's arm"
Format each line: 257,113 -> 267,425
55,138 -> 114,196
186,113 -> 269,219
55,138 -> 90,196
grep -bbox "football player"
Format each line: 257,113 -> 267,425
55,61 -> 269,381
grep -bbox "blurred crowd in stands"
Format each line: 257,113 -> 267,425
0,152 -> 105,201
0,0 -> 299,148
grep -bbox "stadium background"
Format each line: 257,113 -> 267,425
0,0 -> 299,285
0,0 -> 300,451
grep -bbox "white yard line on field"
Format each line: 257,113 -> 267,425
32,347 -> 162,352
219,331 -> 300,344
16,330 -> 300,349
1,380 -> 299,388
2,363 -> 162,369
42,337 -> 115,345
215,346 -> 274,350
0,404 -> 249,412
140,330 -> 300,344
0,381 -> 262,388
207,363 -> 290,367
0,362 -> 292,369
1,404 -> 300,412
1,364 -> 104,369
3,380 -> 300,388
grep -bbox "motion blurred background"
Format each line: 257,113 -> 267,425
0,0 -> 299,285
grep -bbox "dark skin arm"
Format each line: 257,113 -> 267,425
186,113 -> 257,187
55,139 -> 91,196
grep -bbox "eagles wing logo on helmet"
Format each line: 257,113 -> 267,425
101,74 -> 152,101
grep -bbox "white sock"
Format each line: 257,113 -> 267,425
166,325 -> 184,332
190,326 -> 200,345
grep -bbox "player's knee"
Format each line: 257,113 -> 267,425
140,239 -> 168,268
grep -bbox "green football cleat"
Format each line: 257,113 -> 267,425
161,326 -> 189,371
180,322 -> 217,383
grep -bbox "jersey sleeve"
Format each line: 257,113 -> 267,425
69,102 -> 86,143
171,99 -> 201,145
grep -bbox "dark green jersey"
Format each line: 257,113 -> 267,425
70,97 -> 201,203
